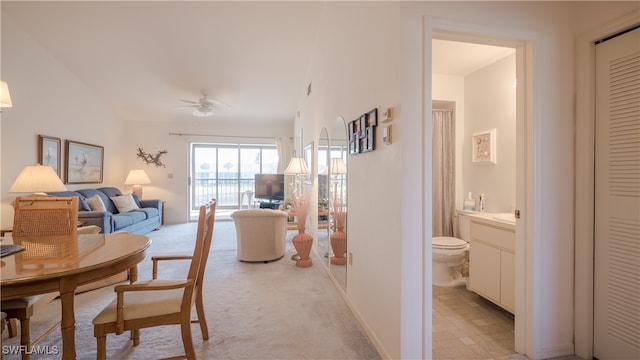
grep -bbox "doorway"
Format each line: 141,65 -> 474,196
430,32 -> 529,356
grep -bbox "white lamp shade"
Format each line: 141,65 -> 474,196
9,165 -> 66,193
124,170 -> 151,185
329,158 -> 347,175
1,81 -> 12,108
284,157 -> 310,175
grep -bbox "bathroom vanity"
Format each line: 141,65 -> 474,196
467,213 -> 516,314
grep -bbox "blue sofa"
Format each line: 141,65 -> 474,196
47,187 -> 162,234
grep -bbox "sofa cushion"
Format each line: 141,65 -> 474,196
86,195 -> 107,212
131,193 -> 142,207
135,208 -> 159,219
112,214 -> 134,230
113,212 -> 147,230
47,191 -> 91,211
110,194 -> 139,213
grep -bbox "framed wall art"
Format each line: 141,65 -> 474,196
472,128 -> 497,164
348,108 -> 378,155
38,135 -> 62,177
65,140 -> 104,184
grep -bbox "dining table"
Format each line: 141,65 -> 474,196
0,232 -> 151,360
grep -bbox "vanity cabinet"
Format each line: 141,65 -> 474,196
468,218 -> 515,314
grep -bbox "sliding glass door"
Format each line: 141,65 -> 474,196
190,143 -> 278,213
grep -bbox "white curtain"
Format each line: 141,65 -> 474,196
432,109 -> 456,237
275,136 -> 293,174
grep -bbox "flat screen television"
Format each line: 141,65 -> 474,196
254,174 -> 285,201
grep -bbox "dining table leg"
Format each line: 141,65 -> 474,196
59,277 -> 77,360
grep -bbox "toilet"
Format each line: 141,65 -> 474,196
432,212 -> 471,287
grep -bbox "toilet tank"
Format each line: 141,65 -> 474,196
455,210 -> 472,241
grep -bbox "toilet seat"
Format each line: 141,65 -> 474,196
432,236 -> 468,250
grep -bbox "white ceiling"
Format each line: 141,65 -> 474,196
432,39 -> 515,76
3,2 -> 515,126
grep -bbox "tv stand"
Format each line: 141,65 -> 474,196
258,200 -> 281,210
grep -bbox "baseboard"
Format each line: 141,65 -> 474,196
315,252 -> 391,360
541,342 -> 575,359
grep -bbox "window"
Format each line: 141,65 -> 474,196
190,143 -> 278,212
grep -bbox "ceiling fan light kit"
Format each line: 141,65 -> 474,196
193,107 -> 214,117
177,92 -> 229,118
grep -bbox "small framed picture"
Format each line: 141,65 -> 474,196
361,127 -> 375,153
348,121 -> 355,140
65,140 -> 104,184
366,108 -> 378,127
472,129 -> 497,164
359,115 -> 367,138
350,137 -> 359,154
38,135 -> 62,177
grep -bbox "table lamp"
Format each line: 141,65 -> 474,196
9,164 -> 66,194
124,170 -> 151,199
284,156 -> 310,198
1,81 -> 13,110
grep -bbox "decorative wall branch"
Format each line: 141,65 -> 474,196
136,148 -> 168,167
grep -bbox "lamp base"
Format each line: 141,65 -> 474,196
132,185 -> 143,199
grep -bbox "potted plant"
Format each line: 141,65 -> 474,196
318,197 -> 329,211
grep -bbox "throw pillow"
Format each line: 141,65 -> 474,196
111,193 -> 139,213
86,194 -> 107,212
78,196 -> 91,211
131,193 -> 142,207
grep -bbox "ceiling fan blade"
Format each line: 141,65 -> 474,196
207,99 -> 231,110
179,99 -> 199,104
176,105 -> 199,110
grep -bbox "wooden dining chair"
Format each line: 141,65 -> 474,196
93,199 -> 217,360
2,196 -> 78,360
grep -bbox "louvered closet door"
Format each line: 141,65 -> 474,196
594,26 -> 640,360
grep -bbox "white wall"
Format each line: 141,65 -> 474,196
0,14 -> 127,227
464,54 -> 516,213
294,2 -> 402,358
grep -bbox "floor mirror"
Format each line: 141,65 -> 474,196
330,116 -> 348,290
317,128 -> 330,265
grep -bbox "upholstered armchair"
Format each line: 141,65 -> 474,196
230,209 -> 288,262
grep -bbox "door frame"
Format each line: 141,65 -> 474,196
427,20 -> 534,357
574,12 -> 640,360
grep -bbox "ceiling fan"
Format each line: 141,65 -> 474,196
177,92 -> 228,117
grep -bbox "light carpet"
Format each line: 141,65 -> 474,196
1,220 -> 381,360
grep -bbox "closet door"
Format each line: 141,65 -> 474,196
594,26 -> 640,360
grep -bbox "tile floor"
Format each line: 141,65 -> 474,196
433,284 -> 516,359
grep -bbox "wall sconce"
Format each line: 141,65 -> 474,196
1,81 -> 13,110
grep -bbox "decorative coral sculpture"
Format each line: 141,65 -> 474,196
136,148 -> 168,167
